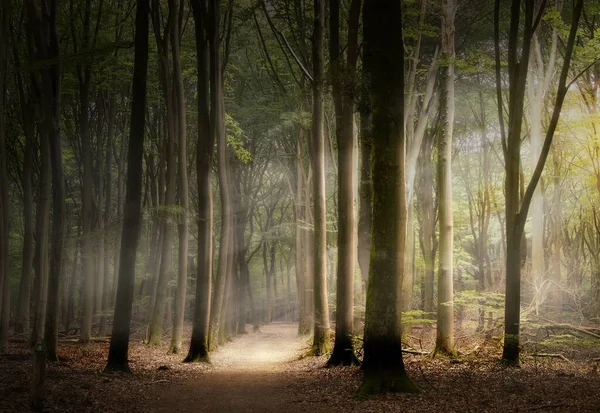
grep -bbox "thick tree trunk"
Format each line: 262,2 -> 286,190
359,0 -> 417,396
435,0 -> 457,357
310,0 -> 331,356
105,0 -> 149,372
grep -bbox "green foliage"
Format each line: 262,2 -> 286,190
226,114 -> 253,164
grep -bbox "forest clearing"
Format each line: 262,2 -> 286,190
1,323 -> 600,412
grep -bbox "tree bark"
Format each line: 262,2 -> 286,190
148,0 -> 179,345
208,0 -> 233,351
435,0 -> 457,357
169,0 -> 189,355
359,0 -> 417,396
184,1 -> 212,358
310,0 -> 331,356
105,0 -> 149,372
327,0 -> 360,366
43,9 -> 65,361
498,0 -> 582,365
0,0 -> 9,354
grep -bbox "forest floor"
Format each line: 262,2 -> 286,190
1,322 -> 600,412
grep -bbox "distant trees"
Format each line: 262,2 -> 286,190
496,0 -> 583,364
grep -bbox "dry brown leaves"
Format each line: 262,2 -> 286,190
0,323 -> 599,413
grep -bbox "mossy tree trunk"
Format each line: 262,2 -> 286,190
434,0 -> 457,357
359,0 -> 417,396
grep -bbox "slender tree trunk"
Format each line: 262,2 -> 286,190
31,137 -> 51,346
327,0 -> 360,366
105,0 -> 149,371
417,130 -> 435,314
295,133 -> 310,334
96,110 -> 106,335
499,0 -> 582,364
0,0 -> 9,354
169,0 -> 189,354
66,227 -> 81,331
310,0 -> 331,356
435,0 -> 457,357
80,77 -> 95,342
185,0 -> 212,360
357,104 -> 372,295
15,77 -> 36,335
359,0 -> 417,396
208,0 -> 232,351
43,13 -> 65,360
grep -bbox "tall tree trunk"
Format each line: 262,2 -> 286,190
147,33 -> 178,346
498,0 -> 582,365
359,0 -> 417,396
208,0 -> 232,351
0,0 -> 9,354
185,0 -> 212,361
435,0 -> 457,357
31,137 -> 51,346
327,0 -> 360,366
43,9 -> 65,360
295,132 -> 310,334
96,109 -> 106,335
527,27 -> 557,315
14,65 -> 36,335
417,130 -> 435,314
169,0 -> 189,355
310,0 -> 331,356
105,0 -> 150,371
357,102 -> 372,296
80,77 -> 95,343
102,98 -> 115,334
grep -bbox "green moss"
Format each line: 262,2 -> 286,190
502,333 -> 520,366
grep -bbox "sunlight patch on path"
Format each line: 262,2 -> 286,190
210,323 -> 306,372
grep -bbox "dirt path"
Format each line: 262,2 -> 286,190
149,323 -> 321,413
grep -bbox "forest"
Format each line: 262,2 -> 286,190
1,0 -> 600,411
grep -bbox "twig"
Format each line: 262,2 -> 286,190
402,348 -> 430,356
525,403 -> 567,411
530,353 -> 572,363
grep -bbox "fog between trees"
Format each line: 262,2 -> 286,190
1,0 -> 600,407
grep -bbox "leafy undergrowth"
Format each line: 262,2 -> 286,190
1,323 -> 599,412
